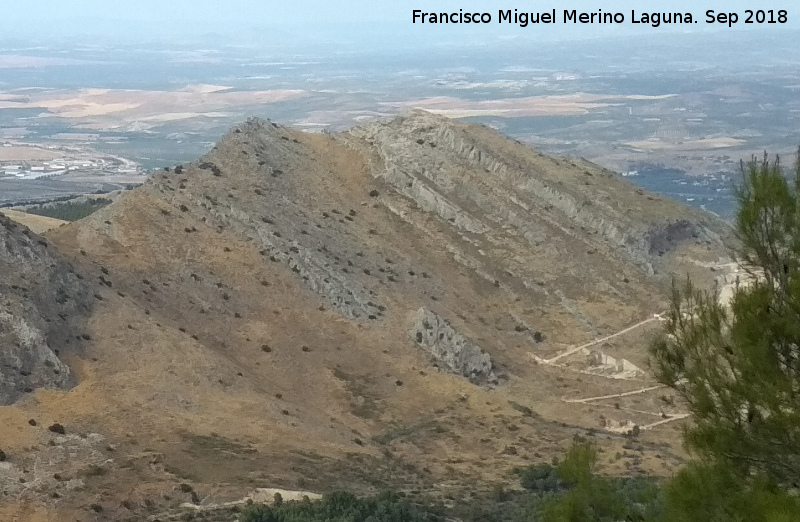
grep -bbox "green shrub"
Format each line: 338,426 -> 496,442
519,463 -> 562,493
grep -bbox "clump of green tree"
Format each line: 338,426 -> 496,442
649,150 -> 800,520
518,462 -> 563,493
25,198 -> 111,221
531,441 -> 660,522
239,491 -> 442,522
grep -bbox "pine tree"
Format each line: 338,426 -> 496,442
650,149 -> 800,487
541,442 -> 629,522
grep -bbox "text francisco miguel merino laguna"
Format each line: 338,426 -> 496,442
412,9 -> 789,27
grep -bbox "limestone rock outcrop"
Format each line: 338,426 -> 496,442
350,110 -> 729,275
409,308 -> 496,384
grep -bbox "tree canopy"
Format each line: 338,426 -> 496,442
650,150 -> 800,487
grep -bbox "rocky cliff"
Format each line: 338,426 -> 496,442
0,214 -> 92,404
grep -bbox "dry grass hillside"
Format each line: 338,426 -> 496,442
0,111 -> 735,521
0,210 -> 67,234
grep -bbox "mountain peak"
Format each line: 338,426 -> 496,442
0,112 -> 733,519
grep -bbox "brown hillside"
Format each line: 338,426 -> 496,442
0,111 -> 734,521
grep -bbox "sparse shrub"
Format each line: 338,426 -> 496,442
48,423 -> 66,435
82,464 -> 106,477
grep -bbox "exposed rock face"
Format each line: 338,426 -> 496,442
646,219 -> 708,256
0,214 -> 91,404
409,308 -> 495,384
349,111 -> 729,275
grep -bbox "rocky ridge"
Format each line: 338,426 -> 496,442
348,111 -> 727,276
0,111 -> 735,521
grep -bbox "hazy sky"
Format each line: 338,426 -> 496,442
2,1 -> 797,45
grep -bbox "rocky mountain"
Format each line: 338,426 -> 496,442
0,111 -> 734,521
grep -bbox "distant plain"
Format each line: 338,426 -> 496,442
0,30 -> 798,219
